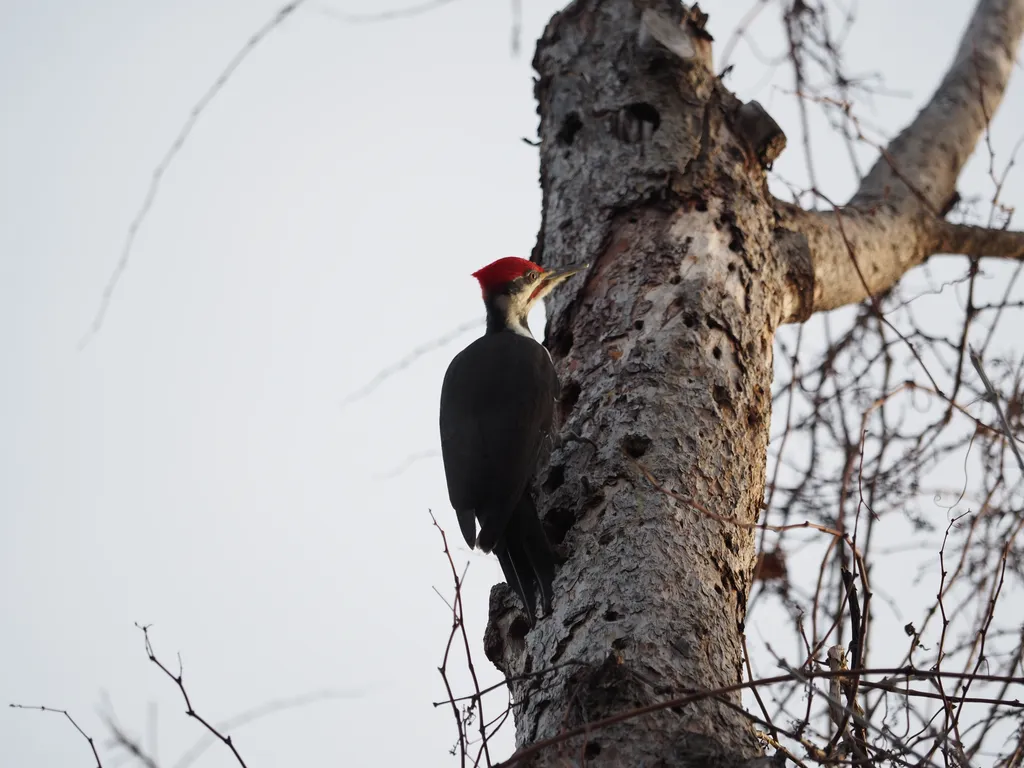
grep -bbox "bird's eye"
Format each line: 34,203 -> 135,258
525,270 -> 540,282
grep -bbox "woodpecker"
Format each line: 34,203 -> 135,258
439,256 -> 587,625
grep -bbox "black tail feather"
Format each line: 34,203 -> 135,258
496,542 -> 537,626
493,494 -> 557,624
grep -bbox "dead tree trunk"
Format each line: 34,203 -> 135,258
484,1 -> 1024,765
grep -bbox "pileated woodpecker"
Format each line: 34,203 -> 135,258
439,257 -> 587,624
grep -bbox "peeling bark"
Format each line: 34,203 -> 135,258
483,0 -> 1024,764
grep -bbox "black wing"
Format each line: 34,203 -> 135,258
439,332 -> 559,550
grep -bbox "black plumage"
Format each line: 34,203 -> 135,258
439,257 -> 586,623
439,331 -> 559,622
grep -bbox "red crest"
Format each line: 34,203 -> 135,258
471,257 -> 542,293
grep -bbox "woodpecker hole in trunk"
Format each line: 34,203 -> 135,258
613,102 -> 661,143
627,102 -> 660,128
713,384 -> 735,418
729,230 -> 745,252
508,616 -> 531,641
747,406 -> 761,428
545,505 -> 575,546
718,210 -> 746,253
584,742 -> 602,758
557,112 -> 582,146
712,384 -> 731,408
622,433 -> 652,458
543,464 -> 565,492
559,379 -> 581,418
550,327 -> 574,357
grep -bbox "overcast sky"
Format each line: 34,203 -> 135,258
3,1 -> 1022,766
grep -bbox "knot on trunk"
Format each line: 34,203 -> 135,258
484,583 -> 531,671
734,101 -> 787,168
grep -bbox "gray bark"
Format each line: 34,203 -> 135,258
483,1 -> 1024,765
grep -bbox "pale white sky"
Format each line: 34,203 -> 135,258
2,1 -> 1022,766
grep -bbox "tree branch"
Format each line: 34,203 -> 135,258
135,623 -> 249,768
777,0 -> 1024,320
851,0 -> 1024,212
9,704 -> 103,768
776,203 -> 930,315
936,221 -> 1024,261
776,203 -> 1024,318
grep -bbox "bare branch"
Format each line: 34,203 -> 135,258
9,704 -> 103,768
491,664 -> 1023,768
135,624 -> 249,768
970,348 -> 1024,471
776,202 -> 931,317
171,688 -> 361,768
777,202 -> 1024,319
429,512 -> 492,767
105,717 -> 161,768
851,0 -> 1024,212
777,0 -> 1024,319
936,220 -> 1024,261
339,319 -> 479,409
81,1 -> 307,348
312,0 -> 462,24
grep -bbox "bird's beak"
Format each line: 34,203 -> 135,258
541,262 -> 589,286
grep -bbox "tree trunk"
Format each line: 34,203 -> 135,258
485,3 -> 793,765
483,1 -> 1024,765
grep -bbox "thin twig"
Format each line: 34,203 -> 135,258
82,1 -> 308,347
340,320 -> 480,408
9,704 -> 103,767
312,0 -> 462,24
135,623 -> 249,768
969,347 -> 1024,472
